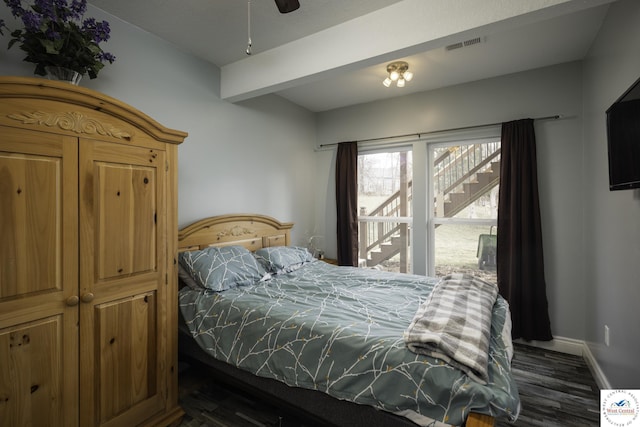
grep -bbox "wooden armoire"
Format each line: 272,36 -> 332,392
0,77 -> 187,426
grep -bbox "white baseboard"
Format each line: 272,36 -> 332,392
514,336 -> 583,356
581,342 -> 612,390
514,336 -> 611,389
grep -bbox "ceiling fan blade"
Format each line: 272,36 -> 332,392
274,0 -> 300,13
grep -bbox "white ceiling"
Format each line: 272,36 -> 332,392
88,0 -> 614,112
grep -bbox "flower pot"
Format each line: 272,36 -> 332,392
44,66 -> 83,85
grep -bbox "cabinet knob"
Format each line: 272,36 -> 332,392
66,295 -> 80,306
80,293 -> 95,303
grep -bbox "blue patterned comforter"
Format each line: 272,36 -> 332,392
178,261 -> 520,426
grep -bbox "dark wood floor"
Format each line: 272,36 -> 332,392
178,363 -> 312,427
177,342 -> 600,427
497,343 -> 600,427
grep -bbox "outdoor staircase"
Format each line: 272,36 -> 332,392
367,234 -> 402,266
360,143 -> 500,269
443,160 -> 500,217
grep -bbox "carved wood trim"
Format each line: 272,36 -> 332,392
7,111 -> 133,140
217,225 -> 255,239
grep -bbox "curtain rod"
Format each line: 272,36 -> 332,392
318,115 -> 562,148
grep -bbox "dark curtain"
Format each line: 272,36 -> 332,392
335,141 -> 358,266
497,119 -> 553,341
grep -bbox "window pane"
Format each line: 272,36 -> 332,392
434,223 -> 497,283
430,140 -> 500,281
358,150 -> 412,273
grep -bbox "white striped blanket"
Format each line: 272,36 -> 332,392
403,273 -> 498,384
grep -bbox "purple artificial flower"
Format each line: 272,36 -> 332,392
69,0 -> 85,19
20,10 -> 42,31
81,16 -> 95,29
94,20 -> 110,42
2,0 -> 115,78
33,0 -> 55,21
50,0 -> 71,20
5,0 -> 25,17
100,51 -> 115,63
81,17 -> 111,43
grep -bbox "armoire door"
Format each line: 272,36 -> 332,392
0,127 -> 79,426
78,139 -> 168,427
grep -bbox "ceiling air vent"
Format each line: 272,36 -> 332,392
446,37 -> 483,51
446,42 -> 464,51
464,37 -> 481,47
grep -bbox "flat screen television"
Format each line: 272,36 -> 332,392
606,75 -> 640,191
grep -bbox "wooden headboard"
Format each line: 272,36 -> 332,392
177,214 -> 294,253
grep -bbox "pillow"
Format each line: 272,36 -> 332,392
178,245 -> 269,291
254,246 -> 315,274
178,263 -> 202,290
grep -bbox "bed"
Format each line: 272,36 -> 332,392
177,214 -> 520,427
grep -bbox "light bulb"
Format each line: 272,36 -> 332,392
383,77 -> 392,87
403,71 -> 413,81
397,78 -> 405,88
389,70 -> 400,81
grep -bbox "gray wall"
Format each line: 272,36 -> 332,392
0,5 -> 318,246
582,0 -> 640,388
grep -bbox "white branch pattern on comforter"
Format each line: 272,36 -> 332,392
179,261 -> 520,427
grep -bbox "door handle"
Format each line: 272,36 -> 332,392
66,295 -> 80,306
80,293 -> 95,303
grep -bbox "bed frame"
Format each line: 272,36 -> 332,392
177,214 -> 495,427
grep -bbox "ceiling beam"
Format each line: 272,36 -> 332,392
220,0 -> 613,103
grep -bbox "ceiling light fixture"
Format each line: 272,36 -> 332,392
383,61 -> 413,88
